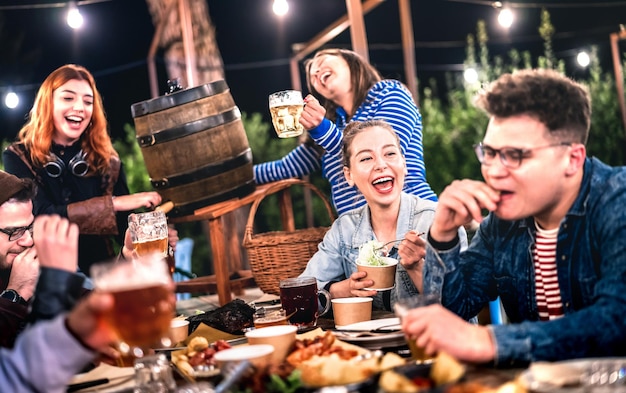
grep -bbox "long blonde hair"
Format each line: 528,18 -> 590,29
17,64 -> 117,175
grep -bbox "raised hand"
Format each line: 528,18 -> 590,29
430,180 -> 500,243
300,94 -> 326,130
33,215 -> 79,272
400,303 -> 495,363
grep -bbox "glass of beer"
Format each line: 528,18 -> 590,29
253,308 -> 288,329
91,253 -> 175,359
279,276 -> 330,329
268,90 -> 305,138
394,294 -> 441,363
128,211 -> 169,258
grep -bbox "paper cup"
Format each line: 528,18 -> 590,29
169,319 -> 189,345
332,297 -> 373,327
356,257 -> 398,290
245,325 -> 298,365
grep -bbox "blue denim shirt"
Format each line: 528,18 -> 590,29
301,193 -> 467,311
424,157 -> 626,366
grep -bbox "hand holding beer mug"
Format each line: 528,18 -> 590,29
394,294 -> 441,363
269,90 -> 304,138
128,210 -> 169,258
91,254 -> 175,360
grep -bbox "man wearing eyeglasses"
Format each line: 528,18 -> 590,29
0,171 -> 39,348
400,69 -> 626,365
0,171 -> 86,348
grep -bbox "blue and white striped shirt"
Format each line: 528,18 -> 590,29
254,79 -> 437,215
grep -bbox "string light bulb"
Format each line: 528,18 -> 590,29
272,0 -> 289,16
497,7 -> 514,29
67,1 -> 83,29
464,68 -> 479,84
4,91 -> 19,109
576,51 -> 590,68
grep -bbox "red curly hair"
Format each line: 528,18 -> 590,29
17,64 -> 118,175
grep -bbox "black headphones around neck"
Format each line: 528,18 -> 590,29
44,150 -> 89,178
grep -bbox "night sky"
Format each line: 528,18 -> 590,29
0,0 -> 624,142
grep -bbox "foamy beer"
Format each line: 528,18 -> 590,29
268,90 -> 304,138
128,210 -> 168,257
91,254 -> 174,357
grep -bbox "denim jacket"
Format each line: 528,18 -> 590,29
424,157 -> 626,366
301,193 -> 467,310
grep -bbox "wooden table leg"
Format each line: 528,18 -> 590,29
226,212 -> 245,296
208,216 -> 232,305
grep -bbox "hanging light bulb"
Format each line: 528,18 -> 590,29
464,68 -> 479,84
67,1 -> 84,29
272,0 -> 289,16
497,7 -> 514,29
4,91 -> 19,109
577,51 -> 590,68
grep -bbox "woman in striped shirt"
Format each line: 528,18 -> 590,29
254,48 -> 437,216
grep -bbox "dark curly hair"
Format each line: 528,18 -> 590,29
475,69 -> 591,144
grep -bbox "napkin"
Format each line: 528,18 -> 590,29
528,361 -> 583,387
182,322 -> 243,346
68,363 -> 135,392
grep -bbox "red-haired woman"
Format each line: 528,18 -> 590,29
3,64 -> 163,274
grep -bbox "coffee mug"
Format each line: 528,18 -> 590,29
279,276 -> 330,329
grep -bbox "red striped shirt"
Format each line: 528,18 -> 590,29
533,223 -> 564,320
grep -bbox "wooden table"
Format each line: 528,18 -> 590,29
169,180 -> 300,306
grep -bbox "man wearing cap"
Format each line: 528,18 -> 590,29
0,170 -> 85,348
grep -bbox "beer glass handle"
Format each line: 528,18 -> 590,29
317,288 -> 331,317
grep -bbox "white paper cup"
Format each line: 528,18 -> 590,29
245,325 -> 298,365
169,319 -> 189,345
213,344 -> 274,370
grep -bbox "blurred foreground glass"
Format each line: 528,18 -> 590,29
394,293 -> 441,363
279,276 -> 330,329
268,90 -> 304,138
134,353 -> 176,393
91,254 -> 174,359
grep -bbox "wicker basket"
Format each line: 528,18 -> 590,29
243,179 -> 336,296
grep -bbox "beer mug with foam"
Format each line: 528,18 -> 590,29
268,90 -> 305,138
91,254 -> 174,359
128,210 -> 169,258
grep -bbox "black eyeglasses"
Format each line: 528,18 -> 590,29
0,222 -> 34,241
473,142 -> 572,169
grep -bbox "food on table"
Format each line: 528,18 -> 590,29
186,299 -> 255,334
431,350 -> 466,386
357,240 -> 387,266
286,330 -> 359,366
298,352 -> 381,387
172,338 -> 231,378
379,351 -> 466,393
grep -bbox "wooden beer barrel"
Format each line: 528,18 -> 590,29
131,80 -> 255,217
